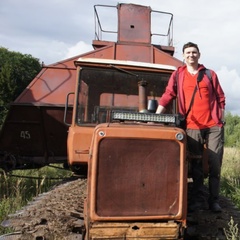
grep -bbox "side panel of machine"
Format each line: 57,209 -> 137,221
0,104 -> 71,169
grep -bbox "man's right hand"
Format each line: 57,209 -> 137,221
156,105 -> 166,114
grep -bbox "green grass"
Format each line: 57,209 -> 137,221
221,147 -> 240,208
224,217 -> 240,240
221,147 -> 240,239
0,165 -> 72,235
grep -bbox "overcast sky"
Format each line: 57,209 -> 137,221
1,0 -> 240,115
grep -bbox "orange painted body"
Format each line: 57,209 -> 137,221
66,4 -> 187,239
85,123 -> 187,239
0,3 -> 182,171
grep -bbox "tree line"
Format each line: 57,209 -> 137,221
224,112 -> 240,148
0,47 -> 41,126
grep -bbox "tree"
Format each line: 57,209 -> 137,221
225,112 -> 240,148
0,47 -> 41,125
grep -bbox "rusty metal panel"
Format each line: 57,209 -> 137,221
118,4 -> 151,43
0,104 -> 70,162
88,123 -> 187,222
85,44 -> 116,60
116,45 -> 151,62
15,67 -> 76,104
153,47 -> 183,66
90,41 -> 183,65
41,107 -> 70,156
89,222 -> 179,239
0,105 -> 44,156
96,138 -> 180,217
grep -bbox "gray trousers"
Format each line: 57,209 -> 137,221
186,126 -> 224,204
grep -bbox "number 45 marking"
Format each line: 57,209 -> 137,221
20,131 -> 31,139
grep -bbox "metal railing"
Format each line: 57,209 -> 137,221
93,4 -> 173,46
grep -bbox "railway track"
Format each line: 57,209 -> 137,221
1,177 -> 240,239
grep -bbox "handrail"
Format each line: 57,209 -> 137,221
64,92 -> 74,126
93,4 -> 173,46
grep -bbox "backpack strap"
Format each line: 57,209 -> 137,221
205,68 -> 217,94
205,69 -> 213,82
205,69 -> 221,109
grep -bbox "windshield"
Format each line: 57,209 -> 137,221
76,66 -> 174,125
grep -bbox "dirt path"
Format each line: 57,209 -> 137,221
1,178 -> 87,240
1,178 -> 240,239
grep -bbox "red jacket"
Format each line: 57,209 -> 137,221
159,64 -> 226,127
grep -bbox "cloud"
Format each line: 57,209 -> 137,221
64,41 -> 93,59
217,67 -> 240,116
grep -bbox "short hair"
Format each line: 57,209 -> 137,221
182,42 -> 200,53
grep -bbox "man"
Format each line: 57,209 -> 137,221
156,42 -> 225,213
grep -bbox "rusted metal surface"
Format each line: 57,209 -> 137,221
117,4 -> 151,43
89,222 -> 181,239
0,104 -> 71,170
67,60 -> 176,169
15,64 -> 76,104
84,123 -> 187,239
12,2 -> 180,109
0,3 -> 182,171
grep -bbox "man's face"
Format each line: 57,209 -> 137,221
182,47 -> 200,65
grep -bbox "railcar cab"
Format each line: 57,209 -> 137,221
66,57 -> 180,174
74,58 -> 187,239
74,58 -> 177,124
